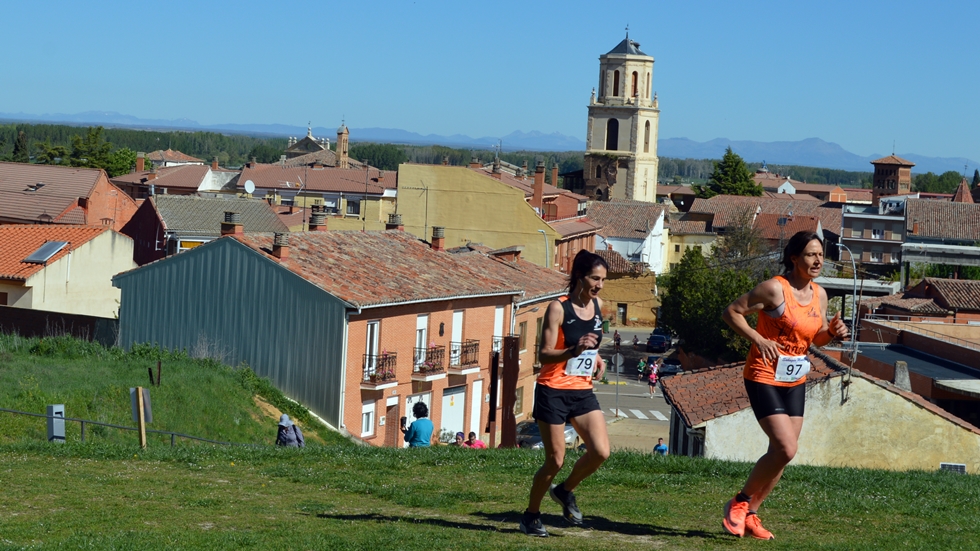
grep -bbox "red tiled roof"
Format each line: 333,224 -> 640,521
147,149 -> 204,163
860,295 -> 948,315
688,194 -> 842,237
238,165 -> 395,194
666,216 -> 713,235
111,165 -> 210,190
952,178 -> 974,204
233,230 -> 522,309
282,149 -> 366,170
906,199 -> 980,242
468,166 -> 582,201
0,225 -> 108,281
660,353 -> 841,427
752,213 -> 821,241
548,216 -> 602,239
0,162 -> 102,224
595,249 -> 643,274
587,199 -> 666,238
656,185 -> 696,196
449,245 -> 568,304
923,278 -> 980,311
58,206 -> 87,225
870,155 -> 914,166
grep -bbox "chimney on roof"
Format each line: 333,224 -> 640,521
312,161 -> 323,169
136,152 -> 145,172
893,361 -> 911,392
490,247 -> 522,262
532,160 -> 545,211
376,171 -> 385,182
247,156 -> 257,168
220,211 -> 243,236
469,157 -> 481,169
272,232 -> 290,260
146,166 -> 157,181
552,163 -> 559,188
386,213 -> 404,231
431,226 -> 446,251
280,154 -> 287,166
519,160 -> 528,179
212,156 -> 219,170
492,158 -> 502,179
442,155 -> 449,166
308,211 -> 327,231
607,242 -> 613,251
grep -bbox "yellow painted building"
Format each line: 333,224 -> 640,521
665,217 -> 716,272
396,164 -> 559,268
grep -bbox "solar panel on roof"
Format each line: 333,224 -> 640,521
23,241 -> 68,264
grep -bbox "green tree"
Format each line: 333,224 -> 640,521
105,148 -> 138,178
659,248 -> 758,362
34,140 -> 71,165
246,143 -> 282,163
350,143 -> 408,171
694,147 -> 762,198
972,169 -> 979,188
914,170 -> 962,193
69,127 -> 113,169
11,131 -> 29,163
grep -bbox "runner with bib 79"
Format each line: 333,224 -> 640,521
720,231 -> 849,540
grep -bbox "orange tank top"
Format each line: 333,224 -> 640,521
536,296 -> 603,391
743,276 -> 824,387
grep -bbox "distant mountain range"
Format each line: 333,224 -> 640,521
1,110 -> 975,174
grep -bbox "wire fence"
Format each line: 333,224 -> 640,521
0,407 -> 260,448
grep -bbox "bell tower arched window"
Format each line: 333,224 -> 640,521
605,119 -> 619,151
644,121 -> 650,153
613,71 -> 620,97
631,71 -> 638,97
595,164 -> 602,178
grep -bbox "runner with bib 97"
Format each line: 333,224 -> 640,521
720,231 -> 849,540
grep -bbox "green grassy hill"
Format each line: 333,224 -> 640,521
1,334 -> 978,550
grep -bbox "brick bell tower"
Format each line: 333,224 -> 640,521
583,31 -> 660,203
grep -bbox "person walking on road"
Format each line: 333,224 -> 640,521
613,330 -> 621,352
636,357 -> 647,382
519,250 -> 611,537
632,335 -> 639,350
647,360 -> 659,398
720,231 -> 848,540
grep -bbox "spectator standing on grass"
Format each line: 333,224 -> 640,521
466,432 -> 487,449
402,402 -> 434,448
520,250 -> 611,537
275,414 -> 305,448
653,438 -> 668,456
720,231 -> 848,541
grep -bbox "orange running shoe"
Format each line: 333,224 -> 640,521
744,514 -> 774,540
723,497 -> 749,537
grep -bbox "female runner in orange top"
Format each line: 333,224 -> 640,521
721,231 -> 848,540
519,250 -> 611,537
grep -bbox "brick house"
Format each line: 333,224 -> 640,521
0,162 -> 138,232
112,156 -> 239,200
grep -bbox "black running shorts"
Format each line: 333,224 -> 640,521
533,384 -> 601,425
744,379 -> 805,420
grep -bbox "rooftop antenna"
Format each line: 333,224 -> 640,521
892,140 -> 895,155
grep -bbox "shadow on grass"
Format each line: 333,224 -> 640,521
318,511 -> 721,541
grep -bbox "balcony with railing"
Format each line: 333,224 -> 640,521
413,345 -> 447,381
360,352 -> 398,390
448,339 -> 481,375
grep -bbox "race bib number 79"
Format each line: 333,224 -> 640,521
566,349 -> 598,377
774,354 -> 810,383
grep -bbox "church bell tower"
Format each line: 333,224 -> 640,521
584,32 -> 660,202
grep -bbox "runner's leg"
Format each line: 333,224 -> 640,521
562,409 -> 610,491
740,414 -> 804,512
527,421 -> 568,513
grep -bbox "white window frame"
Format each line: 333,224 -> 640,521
870,251 -> 882,262
362,401 -> 376,437
872,228 -> 884,240
365,320 -> 380,373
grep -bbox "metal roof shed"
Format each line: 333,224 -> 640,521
112,237 -> 350,429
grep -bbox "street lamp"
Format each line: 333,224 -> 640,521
835,242 -> 860,391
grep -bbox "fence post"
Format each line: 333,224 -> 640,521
81,421 -> 85,443
171,433 -> 176,448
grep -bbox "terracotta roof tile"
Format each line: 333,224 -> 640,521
923,278 -> 980,311
595,249 -> 643,274
449,245 -> 568,304
233,230 -> 522,309
468,166 -> 582,201
238,165 -> 395,194
146,149 -> 204,163
666,216 -> 713,235
587,200 -> 666,238
753,213 -> 821,241
0,225 -> 108,280
548,216 -> 602,238
0,162 -> 102,223
688,194 -> 842,237
111,164 -> 210,190
952,178 -> 975,204
860,295 -> 947,314
282,149 -> 366,169
906,199 -> 980,242
870,155 -> 915,166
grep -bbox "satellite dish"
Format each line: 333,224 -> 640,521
244,180 -> 255,194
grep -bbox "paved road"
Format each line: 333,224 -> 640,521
595,328 -> 674,452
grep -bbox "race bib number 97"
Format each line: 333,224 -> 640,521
566,349 -> 598,377
774,354 -> 810,383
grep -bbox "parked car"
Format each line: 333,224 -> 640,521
646,334 -> 671,353
516,420 -> 580,449
659,357 -> 683,375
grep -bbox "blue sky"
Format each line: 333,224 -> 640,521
4,1 -> 979,158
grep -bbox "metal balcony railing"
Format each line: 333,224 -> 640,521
449,339 -> 480,367
414,345 -> 446,373
362,352 -> 397,383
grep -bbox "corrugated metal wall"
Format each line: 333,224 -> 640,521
114,239 -> 348,428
